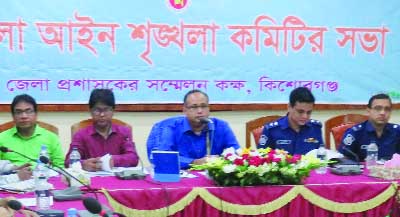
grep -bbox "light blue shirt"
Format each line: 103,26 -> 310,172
146,116 -> 240,169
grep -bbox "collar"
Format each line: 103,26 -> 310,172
365,120 -> 390,133
88,124 -> 114,136
12,124 -> 42,139
280,115 -> 312,130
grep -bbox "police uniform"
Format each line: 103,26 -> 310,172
257,116 -> 323,155
338,120 -> 400,161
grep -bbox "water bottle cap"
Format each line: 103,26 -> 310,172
67,208 -> 77,215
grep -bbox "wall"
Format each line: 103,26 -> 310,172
1,109 -> 399,166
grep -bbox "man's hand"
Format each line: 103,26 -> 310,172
20,210 -> 39,217
82,157 -> 101,171
17,166 -> 32,181
192,155 -> 219,165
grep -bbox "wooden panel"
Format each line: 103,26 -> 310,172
0,103 -> 398,112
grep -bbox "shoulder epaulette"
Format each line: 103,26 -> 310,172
351,124 -> 363,132
265,121 -> 279,129
309,119 -> 322,126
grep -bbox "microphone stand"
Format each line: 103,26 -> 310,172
39,156 -> 99,199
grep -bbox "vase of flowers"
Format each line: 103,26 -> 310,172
191,147 -> 326,186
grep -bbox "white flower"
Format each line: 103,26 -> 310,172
222,147 -> 237,157
222,164 -> 237,173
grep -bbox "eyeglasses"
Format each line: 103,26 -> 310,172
13,109 -> 35,117
185,104 -> 209,111
91,107 -> 113,115
371,106 -> 391,113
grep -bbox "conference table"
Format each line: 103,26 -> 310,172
2,169 -> 399,217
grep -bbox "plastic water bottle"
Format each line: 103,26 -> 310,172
316,144 -> 327,174
69,147 -> 81,168
366,142 -> 378,169
67,208 -> 78,217
34,161 -> 51,210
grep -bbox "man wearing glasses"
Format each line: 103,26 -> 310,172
338,93 -> 400,161
146,89 -> 240,169
65,89 -> 139,171
0,94 -> 65,168
257,87 -> 323,155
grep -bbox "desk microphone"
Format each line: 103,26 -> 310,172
39,156 -> 99,199
0,146 -> 36,162
83,197 -> 126,217
8,199 -> 64,217
0,146 -> 62,178
199,117 -> 214,155
330,146 -> 362,175
341,146 -> 361,163
7,199 -> 38,213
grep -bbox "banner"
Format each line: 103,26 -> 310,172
0,0 -> 398,104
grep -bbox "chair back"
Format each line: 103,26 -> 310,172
71,118 -> 132,139
324,114 -> 368,150
245,115 -> 282,148
0,120 -> 59,135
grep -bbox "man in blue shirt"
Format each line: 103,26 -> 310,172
257,87 -> 323,155
338,93 -> 400,161
146,89 -> 240,169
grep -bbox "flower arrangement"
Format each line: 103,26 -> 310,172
191,147 -> 326,186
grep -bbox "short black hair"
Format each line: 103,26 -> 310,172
367,93 -> 392,108
289,87 -> 315,107
183,89 -> 209,105
11,94 -> 37,115
89,89 -> 115,109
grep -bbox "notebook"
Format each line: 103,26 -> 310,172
151,150 -> 180,182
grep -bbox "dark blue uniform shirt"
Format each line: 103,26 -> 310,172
146,116 -> 240,169
338,120 -> 400,161
257,116 -> 323,155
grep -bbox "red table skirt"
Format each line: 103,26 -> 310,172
102,182 -> 399,217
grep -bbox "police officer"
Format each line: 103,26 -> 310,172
339,93 -> 400,161
257,87 -> 323,154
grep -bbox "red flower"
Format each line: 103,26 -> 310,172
287,154 -> 301,164
233,158 -> 244,166
224,153 -> 233,160
242,154 -> 249,160
248,156 -> 263,167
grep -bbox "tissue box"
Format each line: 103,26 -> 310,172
368,165 -> 400,180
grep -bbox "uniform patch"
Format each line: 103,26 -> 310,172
304,137 -> 319,143
394,125 -> 398,129
343,134 -> 355,146
259,135 -> 268,146
277,140 -> 291,145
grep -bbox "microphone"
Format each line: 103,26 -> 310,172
199,117 -> 213,124
8,200 -> 64,217
341,146 -> 361,163
0,146 -> 36,162
114,157 -> 146,180
39,156 -> 99,199
330,146 -> 362,175
7,199 -> 38,213
83,197 -> 126,217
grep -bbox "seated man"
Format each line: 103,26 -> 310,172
0,94 -> 65,168
0,161 -> 32,185
338,93 -> 400,161
257,87 -> 323,155
65,89 -> 139,171
147,89 -> 240,169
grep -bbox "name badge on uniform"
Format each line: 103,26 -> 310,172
304,137 -> 319,143
277,140 -> 291,145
